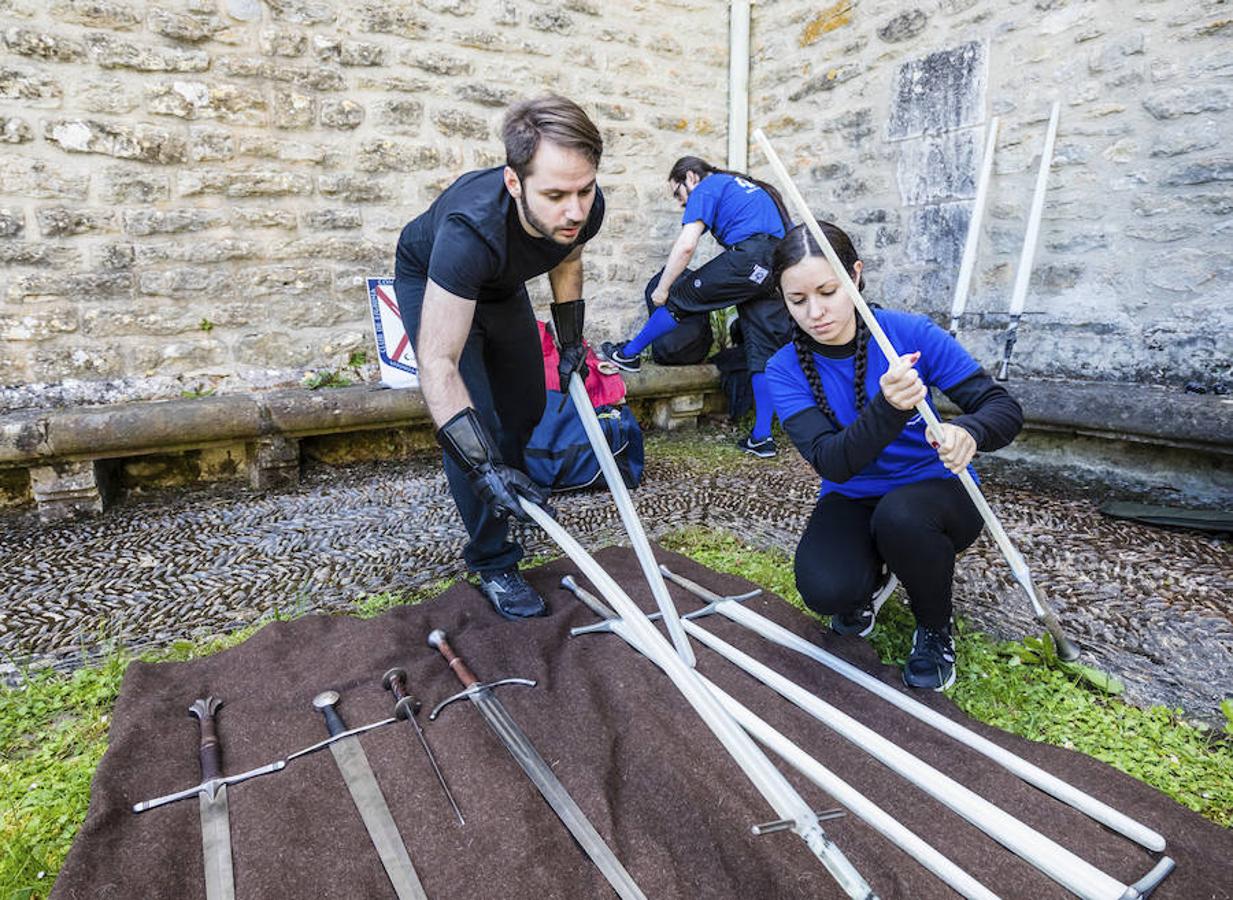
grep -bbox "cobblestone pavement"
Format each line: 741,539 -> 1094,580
2,429 -> 1230,722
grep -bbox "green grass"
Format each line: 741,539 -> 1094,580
0,580 -> 452,900
660,527 -> 1233,829
4,532 -> 1232,899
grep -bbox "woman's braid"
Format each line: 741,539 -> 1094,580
852,316 -> 871,412
793,328 -> 838,426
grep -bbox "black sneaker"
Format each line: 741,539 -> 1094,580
737,434 -> 778,458
830,567 -> 897,637
598,341 -> 641,373
903,624 -> 956,691
477,569 -> 548,620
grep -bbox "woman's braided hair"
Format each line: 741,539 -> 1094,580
773,221 -> 870,427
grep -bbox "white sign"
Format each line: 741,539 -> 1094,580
366,278 -> 419,389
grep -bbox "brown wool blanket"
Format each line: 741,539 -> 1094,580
51,546 -> 1231,899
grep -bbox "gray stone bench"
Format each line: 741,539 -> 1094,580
2,369 -> 1230,521
0,364 -> 725,522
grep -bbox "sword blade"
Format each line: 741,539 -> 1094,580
199,786 -> 235,900
470,690 -> 646,900
329,736 -> 428,900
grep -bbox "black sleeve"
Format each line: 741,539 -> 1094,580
426,215 -> 499,300
942,371 -> 1024,451
783,392 -> 915,483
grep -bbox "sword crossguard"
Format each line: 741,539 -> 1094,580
188,696 -> 224,784
428,678 -> 536,721
381,667 -> 423,721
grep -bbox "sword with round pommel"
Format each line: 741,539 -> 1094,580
312,690 -> 427,900
188,697 -> 237,900
426,629 -> 646,900
382,667 -> 466,826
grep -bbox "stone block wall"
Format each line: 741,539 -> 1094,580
750,0 -> 1232,389
0,0 -> 729,408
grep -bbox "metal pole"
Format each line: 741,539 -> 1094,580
523,501 -> 877,899
562,577 -> 997,900
950,117 -> 1000,337
751,128 -> 1081,662
997,101 -> 1060,381
662,564 -> 1167,853
566,374 -> 694,665
681,617 -> 1168,900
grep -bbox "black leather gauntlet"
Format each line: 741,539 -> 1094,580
436,408 -> 549,521
551,298 -> 589,389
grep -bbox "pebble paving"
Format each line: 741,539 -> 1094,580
1,429 -> 1230,722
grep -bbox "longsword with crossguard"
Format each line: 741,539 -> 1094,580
312,690 -> 428,900
426,628 -> 646,900
132,698 -> 285,900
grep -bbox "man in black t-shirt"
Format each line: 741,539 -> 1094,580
393,95 -> 605,620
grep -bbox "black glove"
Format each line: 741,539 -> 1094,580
551,298 -> 589,390
436,408 -> 551,522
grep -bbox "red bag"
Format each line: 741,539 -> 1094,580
538,321 -> 626,407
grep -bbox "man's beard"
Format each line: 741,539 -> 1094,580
518,189 -> 581,247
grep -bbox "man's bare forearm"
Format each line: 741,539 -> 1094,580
548,246 -> 584,302
417,280 -> 478,427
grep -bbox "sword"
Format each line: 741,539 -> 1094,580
382,667 -> 465,826
426,629 -> 646,900
312,691 -> 428,900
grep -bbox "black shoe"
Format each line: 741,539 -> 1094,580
903,624 -> 956,691
599,341 -> 641,373
830,567 -> 896,637
477,570 -> 548,620
737,434 -> 778,458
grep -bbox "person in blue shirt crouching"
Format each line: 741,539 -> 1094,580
598,157 -> 794,458
764,220 -> 1024,690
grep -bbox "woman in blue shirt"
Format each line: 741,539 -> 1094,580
599,157 -> 794,457
765,220 -> 1024,690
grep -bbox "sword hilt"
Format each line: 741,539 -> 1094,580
381,667 -> 422,720
427,629 -> 479,688
312,690 -> 349,737
188,696 -> 224,783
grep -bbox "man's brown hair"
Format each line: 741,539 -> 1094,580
501,94 -> 603,180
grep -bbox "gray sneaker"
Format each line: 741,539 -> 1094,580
830,568 -> 897,637
902,624 -> 957,691
599,341 -> 641,373
478,569 -> 548,620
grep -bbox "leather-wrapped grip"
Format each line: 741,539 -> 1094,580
427,629 -> 479,688
188,697 -> 223,782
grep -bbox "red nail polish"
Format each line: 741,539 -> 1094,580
930,441 -> 939,448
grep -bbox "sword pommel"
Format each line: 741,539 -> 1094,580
381,667 -> 422,720
312,690 -> 348,737
188,696 -> 224,783
427,629 -> 479,688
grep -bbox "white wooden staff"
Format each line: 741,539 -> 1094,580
997,101 -> 1061,380
752,128 -> 1081,661
950,116 -> 1000,337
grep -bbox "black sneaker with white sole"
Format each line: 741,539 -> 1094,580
737,434 -> 778,458
598,341 -> 641,373
902,624 -> 956,691
830,567 -> 897,637
477,569 -> 548,620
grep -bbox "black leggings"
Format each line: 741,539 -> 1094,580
794,478 -> 984,630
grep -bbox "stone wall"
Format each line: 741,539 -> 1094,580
0,0 -> 729,407
750,0 -> 1232,389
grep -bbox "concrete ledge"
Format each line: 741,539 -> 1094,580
3,368 -> 1230,517
0,364 -> 719,467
